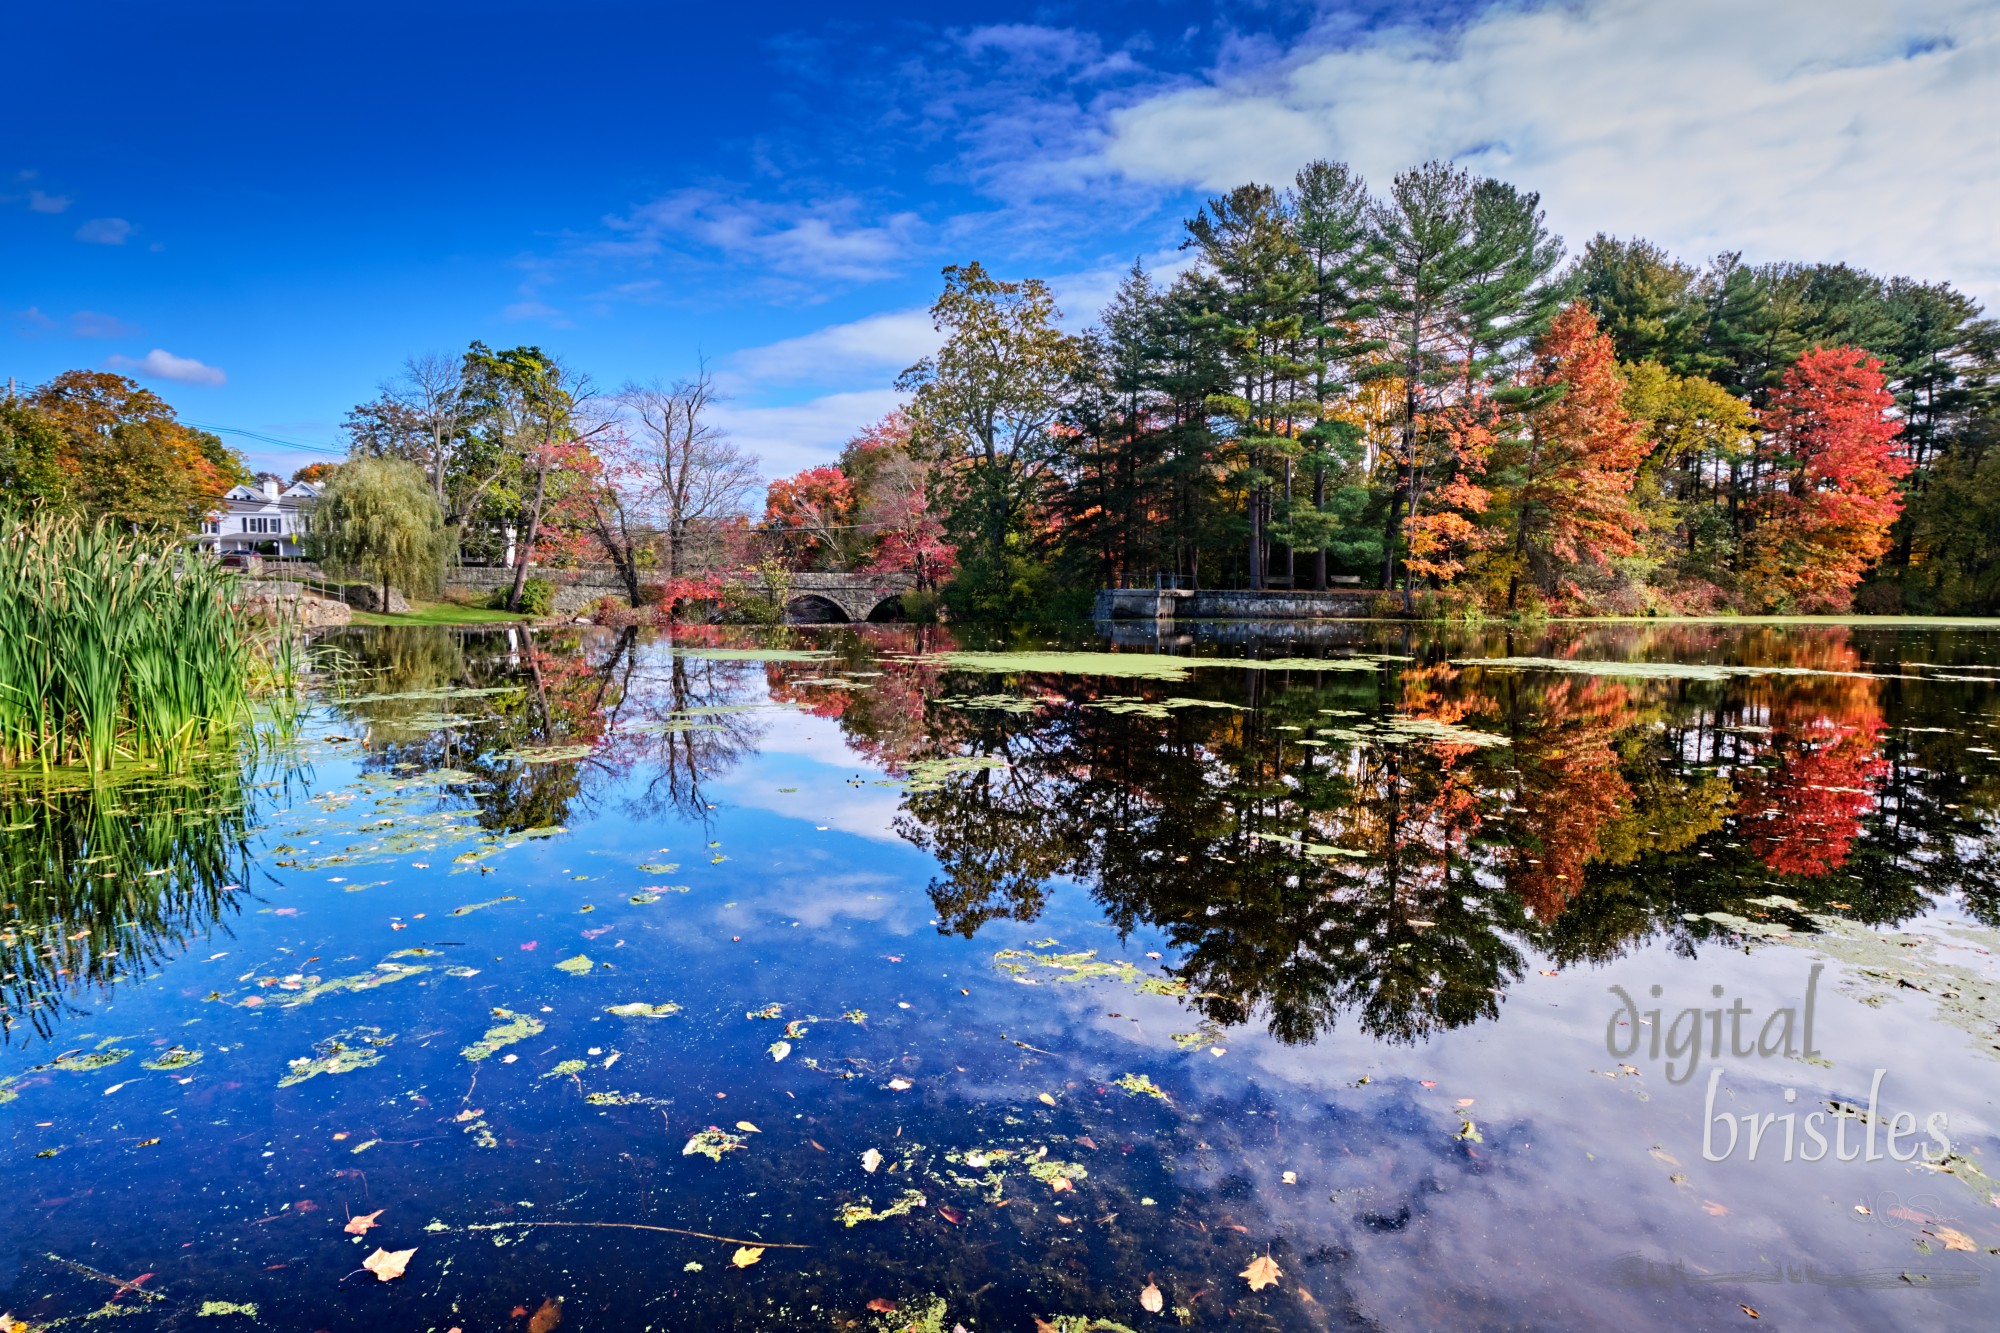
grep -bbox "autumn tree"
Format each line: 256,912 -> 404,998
1501,303 -> 1651,610
844,412 -> 954,590
763,465 -> 859,570
12,372 -> 248,530
462,345 -> 600,611
899,262 -> 1082,617
1742,346 -> 1908,611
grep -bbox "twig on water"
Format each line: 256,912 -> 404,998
465,1221 -> 811,1249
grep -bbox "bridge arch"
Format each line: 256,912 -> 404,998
784,594 -> 851,624
864,595 -> 907,623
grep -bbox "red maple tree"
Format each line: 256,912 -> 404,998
1743,346 -> 1908,612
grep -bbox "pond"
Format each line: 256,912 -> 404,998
2,619 -> 1998,1331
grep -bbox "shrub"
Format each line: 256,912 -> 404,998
489,577 -> 556,616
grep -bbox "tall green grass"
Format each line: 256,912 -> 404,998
0,513 -> 260,772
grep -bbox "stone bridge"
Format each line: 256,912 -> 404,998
759,571 -> 919,623
442,566 -> 917,621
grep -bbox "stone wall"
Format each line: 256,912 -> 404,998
444,567 -> 631,615
1096,586 -> 1389,621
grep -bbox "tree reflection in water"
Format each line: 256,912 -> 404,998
0,763 -> 253,1044
765,622 -> 2000,1048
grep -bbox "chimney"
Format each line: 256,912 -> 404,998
263,478 -> 280,501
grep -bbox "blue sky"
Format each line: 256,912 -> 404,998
7,0 -> 1995,480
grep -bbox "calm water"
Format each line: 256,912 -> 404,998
3,620 -> 1999,1331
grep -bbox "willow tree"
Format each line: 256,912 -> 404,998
311,457 -> 446,609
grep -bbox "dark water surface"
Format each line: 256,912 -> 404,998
4,620 -> 1999,1331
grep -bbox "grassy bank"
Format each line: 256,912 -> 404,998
348,600 -> 540,627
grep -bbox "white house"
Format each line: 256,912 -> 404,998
198,479 -> 321,557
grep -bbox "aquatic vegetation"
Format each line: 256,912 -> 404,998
278,1027 -> 393,1087
280,958 -> 428,1006
605,1002 -> 681,1018
554,954 -> 595,975
460,1008 -> 544,1061
994,946 -> 1190,997
898,755 -> 1008,791
139,1046 -> 202,1070
1113,1072 -> 1169,1101
0,513 -> 266,772
682,1127 -> 748,1161
835,1189 -> 927,1226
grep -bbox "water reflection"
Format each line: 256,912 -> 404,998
756,622 -> 2000,1046
4,619 -> 1997,1329
0,766 -> 252,1043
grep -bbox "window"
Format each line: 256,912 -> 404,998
242,516 -> 287,535
201,520 -> 220,535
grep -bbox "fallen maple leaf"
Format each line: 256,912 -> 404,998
1140,1279 -> 1164,1313
343,1209 -> 383,1235
731,1246 -> 764,1268
528,1296 -> 563,1333
1240,1253 -> 1282,1291
362,1247 -> 415,1282
1935,1226 -> 1977,1252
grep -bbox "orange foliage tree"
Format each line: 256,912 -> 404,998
1742,346 -> 1908,612
763,465 -> 859,570
1506,303 -> 1651,610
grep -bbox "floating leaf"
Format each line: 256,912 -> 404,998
1140,1280 -> 1164,1313
554,954 -> 594,975
362,1247 -> 416,1282
731,1246 -> 764,1268
1240,1253 -> 1282,1291
527,1297 -> 563,1333
862,1148 -> 883,1174
344,1209 -> 383,1235
769,1040 -> 791,1062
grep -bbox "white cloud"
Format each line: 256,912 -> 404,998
710,387 -> 906,479
728,308 -> 938,386
75,216 -> 133,245
1095,0 -> 2000,302
595,189 -> 925,282
501,298 -> 567,323
69,310 -> 139,338
27,189 -> 70,214
106,348 -> 226,386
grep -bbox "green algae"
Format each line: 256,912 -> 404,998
282,960 -> 428,1007
139,1046 -> 202,1070
462,1008 -> 545,1061
994,946 -> 1190,997
1113,1072 -> 1169,1101
835,1188 -> 927,1226
278,1028 -> 392,1088
682,1127 -> 748,1161
450,895 -> 520,916
606,1002 -> 681,1018
554,954 -> 595,975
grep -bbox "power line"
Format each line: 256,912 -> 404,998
183,421 -> 349,457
